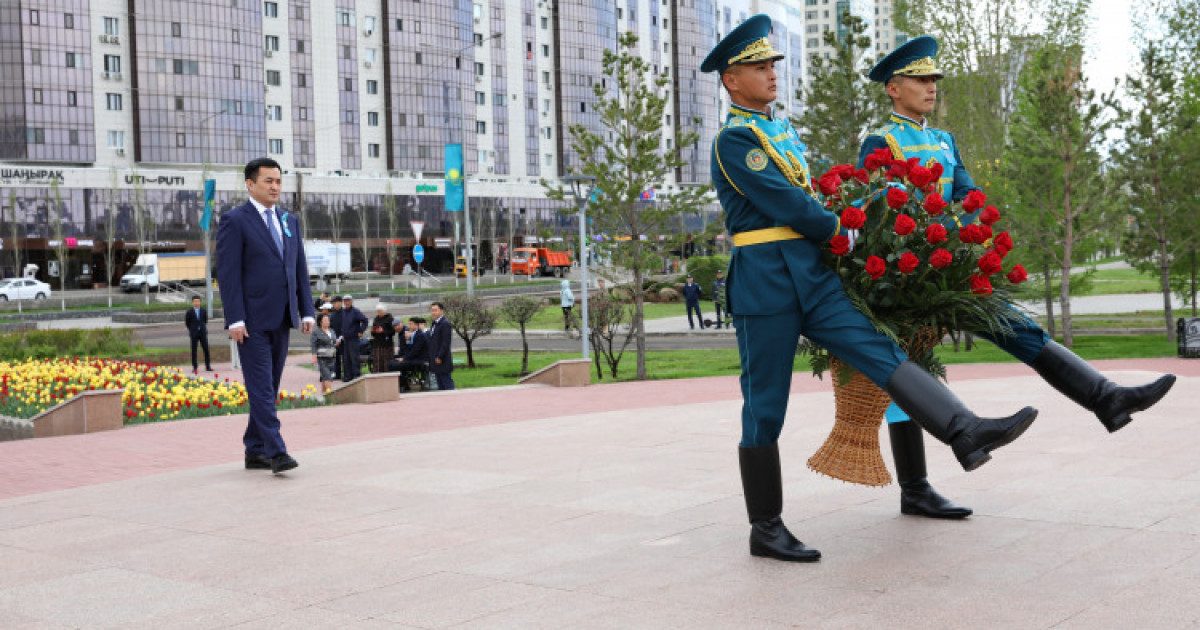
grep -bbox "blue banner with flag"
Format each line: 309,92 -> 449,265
200,179 -> 216,231
444,143 -> 464,212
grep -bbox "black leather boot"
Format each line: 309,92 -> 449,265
738,443 -> 820,562
889,421 -> 972,519
1030,341 -> 1176,433
886,361 -> 1039,472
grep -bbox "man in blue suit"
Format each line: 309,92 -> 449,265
216,157 -> 315,475
704,15 -> 1040,562
427,302 -> 454,391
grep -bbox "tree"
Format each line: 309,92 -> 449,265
1002,40 -> 1115,347
131,171 -> 151,304
544,31 -> 710,380
6,189 -> 20,283
327,200 -> 345,290
497,295 -> 541,375
792,13 -> 885,170
1117,42 -> 1200,342
384,182 -> 397,288
442,293 -> 495,368
102,169 -> 120,308
49,180 -> 68,311
354,201 -> 371,291
580,290 -> 635,380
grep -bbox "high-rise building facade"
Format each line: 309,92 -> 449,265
0,0 -> 811,284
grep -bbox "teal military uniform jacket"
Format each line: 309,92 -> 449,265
711,104 -> 840,316
858,113 -> 977,205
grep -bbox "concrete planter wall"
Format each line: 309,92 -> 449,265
0,390 -> 125,442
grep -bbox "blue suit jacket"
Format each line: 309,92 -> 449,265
216,201 -> 315,332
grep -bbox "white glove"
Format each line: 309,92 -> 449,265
847,229 -> 860,252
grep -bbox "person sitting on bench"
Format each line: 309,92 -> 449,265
388,317 -> 428,391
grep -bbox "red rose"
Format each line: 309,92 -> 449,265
993,231 -> 1014,257
929,248 -> 953,268
959,224 -> 984,244
864,148 -> 892,171
865,255 -> 887,279
898,252 -> 920,274
886,188 -> 909,209
894,214 -> 917,235
978,251 -> 1004,275
888,160 -> 909,180
930,162 -> 945,181
907,157 -> 922,171
908,165 -> 934,188
963,189 -> 987,212
923,193 -> 948,215
925,223 -> 948,244
853,169 -> 870,184
817,173 -> 842,196
970,274 -> 994,295
980,205 -> 1001,225
1006,264 -> 1028,284
979,225 -> 994,242
840,206 -> 866,230
811,177 -> 820,191
829,164 -> 856,179
829,235 -> 850,256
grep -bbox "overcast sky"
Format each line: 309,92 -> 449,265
1083,0 -> 1140,97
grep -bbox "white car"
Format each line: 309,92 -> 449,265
0,278 -> 51,301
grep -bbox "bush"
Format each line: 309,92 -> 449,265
684,255 -> 730,297
0,328 -> 141,361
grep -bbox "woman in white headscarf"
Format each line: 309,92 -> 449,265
559,280 -> 574,331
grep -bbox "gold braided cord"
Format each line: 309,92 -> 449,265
728,37 -> 782,65
744,124 -> 815,194
784,151 -> 815,195
894,56 -> 940,77
883,133 -> 904,160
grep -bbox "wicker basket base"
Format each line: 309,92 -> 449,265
806,358 -> 893,487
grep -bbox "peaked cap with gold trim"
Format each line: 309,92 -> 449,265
700,14 -> 784,74
868,35 -> 944,83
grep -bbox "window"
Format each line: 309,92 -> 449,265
542,44 -> 549,57
106,93 -> 122,110
269,138 -> 283,154
29,9 -> 39,25
366,80 -> 378,94
67,91 -> 76,106
31,89 -> 43,104
475,91 -> 486,105
31,49 -> 41,65
64,13 -> 74,29
396,19 -> 403,31
541,16 -> 548,29
232,29 -> 240,43
337,9 -> 354,26
367,143 -> 380,158
69,130 -> 79,145
298,107 -> 308,120
233,64 -> 241,79
107,130 -> 124,148
267,105 -> 282,120
367,112 -> 379,126
364,48 -> 377,63
342,45 -> 351,59
65,52 -> 79,68
26,128 -> 45,144
265,35 -> 280,51
176,133 -> 187,148
495,92 -> 505,106
172,59 -> 199,75
413,21 -> 421,33
476,121 -> 487,135
416,114 -> 424,127
296,39 -> 305,54
364,16 -> 376,32
475,62 -> 484,76
474,32 -> 483,47
104,55 -> 121,73
398,113 -> 406,126
417,145 -> 429,159
175,96 -> 184,110
415,52 -> 422,65
264,1 -> 278,17
171,22 -> 182,37
343,78 -> 353,91
266,70 -> 281,85
296,73 -> 306,87
103,17 -> 119,35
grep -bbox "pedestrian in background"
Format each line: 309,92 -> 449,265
370,304 -> 395,374
310,312 -> 339,394
340,294 -> 368,381
560,280 -> 575,331
682,274 -> 703,329
711,270 -> 728,329
329,296 -> 344,379
427,302 -> 454,391
185,295 -> 213,373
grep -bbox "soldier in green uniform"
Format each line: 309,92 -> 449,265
705,15 -> 1039,563
860,36 -> 1177,522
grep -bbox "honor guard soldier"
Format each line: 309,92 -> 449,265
861,36 -> 1177,522
704,15 -> 1042,563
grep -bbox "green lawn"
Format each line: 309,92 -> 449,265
1025,266 -> 1161,296
494,302 -> 689,330
934,333 -> 1176,364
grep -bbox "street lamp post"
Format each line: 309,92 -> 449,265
564,175 -> 596,359
180,107 -> 227,318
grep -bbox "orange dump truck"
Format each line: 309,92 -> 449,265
510,247 -> 572,277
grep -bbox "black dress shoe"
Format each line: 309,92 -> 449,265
749,517 -> 821,562
245,454 -> 272,470
900,479 -> 973,519
270,453 -> 299,474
